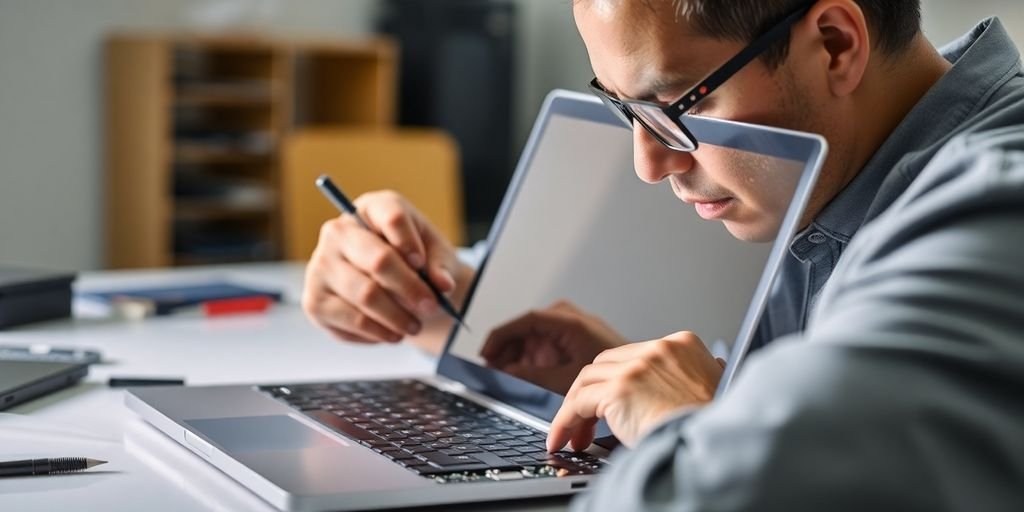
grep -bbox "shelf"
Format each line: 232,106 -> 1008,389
176,92 -> 274,107
106,32 -> 396,269
175,145 -> 275,165
174,199 -> 276,220
175,80 -> 276,106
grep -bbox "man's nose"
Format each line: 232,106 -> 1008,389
633,124 -> 695,184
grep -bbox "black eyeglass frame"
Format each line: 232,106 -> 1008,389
588,1 -> 815,152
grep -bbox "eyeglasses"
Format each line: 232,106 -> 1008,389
588,2 -> 814,152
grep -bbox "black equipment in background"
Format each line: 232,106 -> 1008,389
378,0 -> 517,240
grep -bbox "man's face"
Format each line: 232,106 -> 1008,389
575,1 -> 832,242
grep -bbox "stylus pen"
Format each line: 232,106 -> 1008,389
0,457 -> 106,477
315,175 -> 470,331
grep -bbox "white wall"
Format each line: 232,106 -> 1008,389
0,0 -> 1020,271
513,0 -> 593,150
922,0 -> 1024,45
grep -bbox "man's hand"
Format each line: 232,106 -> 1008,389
302,190 -> 472,352
479,301 -> 627,394
547,331 -> 726,452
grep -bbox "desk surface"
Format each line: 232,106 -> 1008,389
0,262 -> 571,511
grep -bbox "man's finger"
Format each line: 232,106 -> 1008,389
314,293 -> 403,343
421,230 -> 459,295
547,381 -> 609,452
323,324 -> 377,344
322,262 -> 422,338
361,198 -> 428,270
569,418 -> 599,452
337,225 -> 437,316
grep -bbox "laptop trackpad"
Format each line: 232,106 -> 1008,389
184,414 -> 426,494
185,415 -> 347,452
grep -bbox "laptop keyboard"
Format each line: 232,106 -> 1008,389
260,379 -> 604,482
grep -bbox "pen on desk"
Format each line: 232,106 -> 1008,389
0,457 -> 106,477
315,175 -> 470,331
108,377 -> 186,387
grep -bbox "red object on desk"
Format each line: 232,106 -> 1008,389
201,296 -> 273,316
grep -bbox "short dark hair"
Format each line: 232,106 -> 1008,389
675,0 -> 922,68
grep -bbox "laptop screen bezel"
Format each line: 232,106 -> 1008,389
436,89 -> 827,423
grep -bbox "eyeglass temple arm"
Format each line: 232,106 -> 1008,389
675,3 -> 815,112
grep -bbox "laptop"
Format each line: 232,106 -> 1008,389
126,90 -> 827,511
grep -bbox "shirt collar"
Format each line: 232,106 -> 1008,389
799,17 -> 1020,247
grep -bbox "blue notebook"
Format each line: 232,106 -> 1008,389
81,281 -> 283,316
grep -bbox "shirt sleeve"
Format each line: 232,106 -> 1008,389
571,146 -> 1024,511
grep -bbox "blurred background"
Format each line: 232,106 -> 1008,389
0,0 -> 1020,272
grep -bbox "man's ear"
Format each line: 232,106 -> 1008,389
801,0 -> 871,98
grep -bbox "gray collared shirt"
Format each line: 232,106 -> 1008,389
575,17 -> 1024,511
755,17 -> 1024,350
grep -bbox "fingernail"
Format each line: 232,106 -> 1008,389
407,321 -> 421,335
418,299 -> 437,315
406,252 -> 424,268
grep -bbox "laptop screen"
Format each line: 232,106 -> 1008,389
438,90 -> 826,424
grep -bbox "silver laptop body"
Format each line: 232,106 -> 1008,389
126,90 -> 827,511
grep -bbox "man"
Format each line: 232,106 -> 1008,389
303,0 -> 1024,508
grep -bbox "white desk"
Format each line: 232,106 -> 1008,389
0,262 -> 570,511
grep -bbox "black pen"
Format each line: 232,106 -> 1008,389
315,175 -> 470,331
108,377 -> 186,387
0,457 -> 106,477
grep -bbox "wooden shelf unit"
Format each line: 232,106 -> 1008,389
105,32 -> 396,268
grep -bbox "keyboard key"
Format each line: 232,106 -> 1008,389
401,445 -> 433,455
468,451 -> 520,469
389,438 -> 419,447
415,452 -> 473,467
440,444 -> 482,455
306,411 -> 376,442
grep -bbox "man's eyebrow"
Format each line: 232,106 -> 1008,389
604,74 -> 700,103
634,74 -> 700,101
